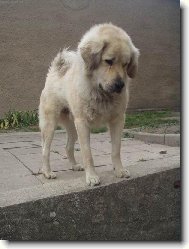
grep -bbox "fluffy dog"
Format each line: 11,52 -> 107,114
39,23 -> 139,186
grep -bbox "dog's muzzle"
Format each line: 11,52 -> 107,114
109,77 -> 125,93
99,77 -> 125,94
113,80 -> 124,93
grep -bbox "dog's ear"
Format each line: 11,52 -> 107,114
127,47 -> 140,78
79,40 -> 107,73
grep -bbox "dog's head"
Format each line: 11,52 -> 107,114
78,23 -> 140,94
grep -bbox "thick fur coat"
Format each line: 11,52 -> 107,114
39,23 -> 139,186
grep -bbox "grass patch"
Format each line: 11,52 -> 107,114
0,110 -> 38,130
0,109 -> 179,133
125,110 -> 179,129
91,127 -> 108,133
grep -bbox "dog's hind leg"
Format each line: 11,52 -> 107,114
39,112 -> 57,179
63,117 -> 84,171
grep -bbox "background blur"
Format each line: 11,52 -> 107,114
0,0 -> 180,117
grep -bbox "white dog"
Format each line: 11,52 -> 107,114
39,23 -> 139,186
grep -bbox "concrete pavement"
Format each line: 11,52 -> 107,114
0,130 -> 180,202
0,130 -> 180,240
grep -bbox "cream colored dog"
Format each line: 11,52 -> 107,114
39,23 -> 139,186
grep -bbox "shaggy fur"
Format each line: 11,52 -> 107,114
39,23 -> 139,186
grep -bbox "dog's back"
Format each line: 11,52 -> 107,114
48,48 -> 76,77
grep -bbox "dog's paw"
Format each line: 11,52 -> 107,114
39,169 -> 57,179
86,173 -> 100,186
115,168 -> 130,178
72,164 -> 84,171
44,171 -> 57,179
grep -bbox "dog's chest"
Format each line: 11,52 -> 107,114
83,89 -> 122,125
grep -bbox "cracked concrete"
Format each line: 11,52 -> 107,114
0,130 -> 180,195
0,130 -> 180,240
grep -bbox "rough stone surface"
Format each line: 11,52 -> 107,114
0,169 -> 180,241
0,0 -> 180,117
133,132 -> 165,145
0,131 -> 180,240
165,134 -> 180,147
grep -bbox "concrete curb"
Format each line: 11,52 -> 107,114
124,130 -> 180,147
0,168 -> 181,241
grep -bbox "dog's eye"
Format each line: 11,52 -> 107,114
105,59 -> 113,66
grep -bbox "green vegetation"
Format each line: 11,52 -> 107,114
123,132 -> 134,138
91,111 -> 179,134
0,110 -> 38,130
91,127 -> 108,134
125,111 -> 179,129
0,109 -> 179,133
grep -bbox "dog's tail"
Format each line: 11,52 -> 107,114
48,48 -> 76,76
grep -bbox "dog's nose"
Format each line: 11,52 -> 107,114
114,78 -> 125,93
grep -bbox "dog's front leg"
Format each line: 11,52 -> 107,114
109,114 -> 130,178
74,118 -> 100,186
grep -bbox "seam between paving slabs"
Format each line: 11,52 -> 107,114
6,150 -> 44,184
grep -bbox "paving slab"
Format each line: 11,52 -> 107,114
0,131 -> 180,240
0,130 -> 180,199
